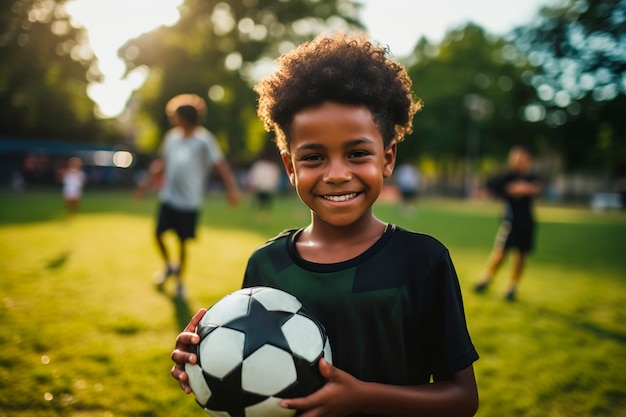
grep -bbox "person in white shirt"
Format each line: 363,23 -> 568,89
247,154 -> 281,216
61,157 -> 87,214
137,96 -> 240,298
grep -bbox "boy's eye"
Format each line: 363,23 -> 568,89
349,150 -> 371,159
300,154 -> 324,162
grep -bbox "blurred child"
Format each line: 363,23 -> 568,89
171,32 -> 479,416
136,95 -> 240,299
396,162 -> 421,214
475,145 -> 541,301
61,157 -> 87,213
247,154 -> 281,217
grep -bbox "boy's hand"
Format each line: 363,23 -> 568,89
506,180 -> 539,198
280,358 -> 363,417
226,188 -> 241,206
171,308 -> 207,393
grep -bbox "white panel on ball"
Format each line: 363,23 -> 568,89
245,396 -> 296,417
203,408 -> 233,417
242,345 -> 296,395
201,293 -> 251,326
184,363 -> 212,405
200,327 -> 245,378
323,338 -> 333,364
282,315 -> 323,362
252,287 -> 301,313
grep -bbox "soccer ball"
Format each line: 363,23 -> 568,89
185,286 -> 332,417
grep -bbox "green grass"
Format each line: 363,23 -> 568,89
1,189 -> 625,416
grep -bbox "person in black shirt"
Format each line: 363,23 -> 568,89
475,146 -> 541,301
171,32 -> 479,416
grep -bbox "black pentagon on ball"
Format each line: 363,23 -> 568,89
224,296 -> 293,357
199,362 -> 267,415
187,287 -> 332,417
276,353 -> 327,398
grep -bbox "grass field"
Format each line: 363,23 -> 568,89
1,189 -> 625,417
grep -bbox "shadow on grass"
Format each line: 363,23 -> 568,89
152,276 -> 193,331
170,294 -> 193,332
46,250 -> 70,269
535,306 -> 626,344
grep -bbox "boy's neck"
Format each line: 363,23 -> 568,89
181,125 -> 196,138
296,215 -> 387,263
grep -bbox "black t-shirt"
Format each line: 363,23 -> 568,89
242,225 -> 479,392
486,171 -> 539,224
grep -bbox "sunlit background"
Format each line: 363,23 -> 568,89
66,0 -> 548,118
1,0 -> 624,205
66,0 -> 185,117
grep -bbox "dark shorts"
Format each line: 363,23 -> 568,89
255,191 -> 273,210
399,188 -> 418,202
156,203 -> 199,240
494,220 -> 535,253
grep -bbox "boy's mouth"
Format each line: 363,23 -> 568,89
323,193 -> 358,202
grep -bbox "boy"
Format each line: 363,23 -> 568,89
61,156 -> 87,213
475,146 -> 541,302
171,32 -> 479,416
137,95 -> 240,298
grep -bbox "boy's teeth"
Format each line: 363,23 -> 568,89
324,193 -> 357,202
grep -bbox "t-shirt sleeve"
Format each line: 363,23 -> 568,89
197,128 -> 224,164
241,244 -> 271,288
242,257 -> 258,288
160,129 -> 175,158
429,250 -> 479,380
485,172 -> 509,197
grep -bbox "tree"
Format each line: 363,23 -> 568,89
118,0 -> 364,159
403,24 -> 542,193
0,0 -> 119,143
512,0 -> 626,174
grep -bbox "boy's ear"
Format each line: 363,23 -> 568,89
383,141 -> 397,179
280,151 -> 296,186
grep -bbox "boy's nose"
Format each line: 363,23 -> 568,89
323,160 -> 352,183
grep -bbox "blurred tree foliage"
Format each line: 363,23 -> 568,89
119,0 -> 363,160
512,0 -> 626,174
0,0 -> 120,143
121,0 -> 623,178
3,0 -> 623,179
403,24 -> 542,167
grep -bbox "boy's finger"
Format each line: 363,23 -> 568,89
183,308 -> 207,332
171,365 -> 193,394
171,349 -> 197,364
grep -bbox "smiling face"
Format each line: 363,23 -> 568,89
282,102 -> 396,230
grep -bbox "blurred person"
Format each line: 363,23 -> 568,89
395,162 -> 420,214
11,170 -> 26,193
475,146 -> 541,302
60,157 -> 87,214
136,95 -> 240,298
246,152 -> 281,217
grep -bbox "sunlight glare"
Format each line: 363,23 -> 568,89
64,0 -> 551,119
87,66 -> 149,118
66,0 -> 184,118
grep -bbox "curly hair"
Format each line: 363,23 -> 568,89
254,32 -> 422,152
165,94 -> 207,118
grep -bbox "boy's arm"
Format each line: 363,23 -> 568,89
506,178 -> 541,199
134,158 -> 164,200
281,360 -> 478,417
358,365 -> 478,416
215,159 -> 241,206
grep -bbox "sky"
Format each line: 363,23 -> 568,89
66,0 -> 552,118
